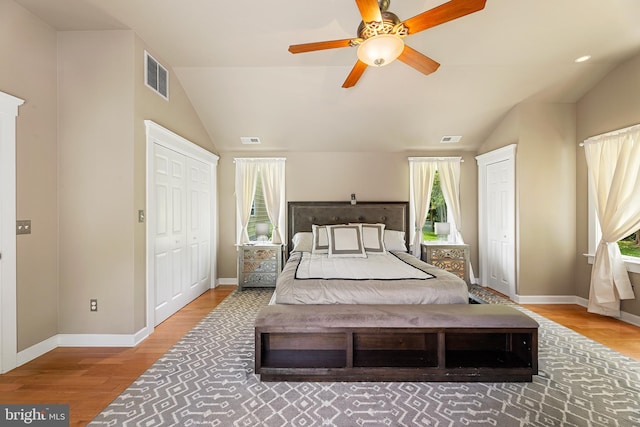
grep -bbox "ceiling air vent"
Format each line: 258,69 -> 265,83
440,135 -> 462,144
144,51 -> 169,100
240,137 -> 261,145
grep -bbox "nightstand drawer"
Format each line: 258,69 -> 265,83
243,260 -> 278,273
243,248 -> 278,262
241,273 -> 278,287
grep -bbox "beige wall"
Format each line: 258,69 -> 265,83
479,102 -> 577,297
57,30 -> 136,334
517,103 -> 576,296
217,151 -> 478,279
0,0 -> 59,351
576,52 -> 640,317
3,0 -> 218,351
57,31 -> 219,335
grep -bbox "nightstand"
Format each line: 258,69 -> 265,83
421,243 -> 470,284
238,244 -> 283,290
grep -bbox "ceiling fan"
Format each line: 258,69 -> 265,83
288,0 -> 487,88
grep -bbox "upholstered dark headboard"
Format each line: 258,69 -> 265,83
287,201 -> 410,253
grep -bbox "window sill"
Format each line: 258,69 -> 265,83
584,254 -> 640,274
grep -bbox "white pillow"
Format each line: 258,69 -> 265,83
291,232 -> 313,252
354,223 -> 386,254
311,225 -> 329,254
384,229 -> 407,252
326,224 -> 367,258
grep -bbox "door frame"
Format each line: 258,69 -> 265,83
0,92 -> 24,373
145,120 -> 219,336
476,144 -> 517,299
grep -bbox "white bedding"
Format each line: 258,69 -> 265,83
272,251 -> 469,305
295,252 -> 434,280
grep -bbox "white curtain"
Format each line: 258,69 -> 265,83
409,159 -> 437,257
259,158 -> 286,244
234,159 -> 259,244
437,157 -> 475,282
584,124 -> 640,317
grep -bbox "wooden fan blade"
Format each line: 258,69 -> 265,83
342,60 -> 368,88
355,0 -> 382,23
403,0 -> 486,35
288,39 -> 353,54
397,46 -> 440,76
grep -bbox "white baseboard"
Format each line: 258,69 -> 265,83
620,310 -> 640,327
574,296 -> 589,307
16,328 -> 149,368
218,277 -> 237,285
58,328 -> 148,347
513,294 -> 580,304
16,335 -> 59,367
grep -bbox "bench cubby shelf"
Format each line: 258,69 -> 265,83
255,305 -> 538,382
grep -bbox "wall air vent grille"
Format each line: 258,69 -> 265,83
240,137 -> 261,145
145,51 -> 169,100
440,135 -> 462,143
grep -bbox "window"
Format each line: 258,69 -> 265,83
234,158 -> 286,245
422,171 -> 448,242
408,157 -> 463,257
585,124 -> 640,274
247,174 -> 272,241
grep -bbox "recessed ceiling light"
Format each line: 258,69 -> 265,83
575,55 -> 591,63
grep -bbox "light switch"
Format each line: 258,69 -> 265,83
16,220 -> 31,235
138,210 -> 145,223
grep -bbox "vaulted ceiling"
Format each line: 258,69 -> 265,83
14,0 -> 640,152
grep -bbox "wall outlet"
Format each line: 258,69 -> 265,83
90,299 -> 98,312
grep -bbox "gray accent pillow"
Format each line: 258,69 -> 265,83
359,223 -> 386,254
311,225 -> 329,254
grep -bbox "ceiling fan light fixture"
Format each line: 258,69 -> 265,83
357,34 -> 404,67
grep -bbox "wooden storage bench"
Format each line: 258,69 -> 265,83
255,304 -> 538,382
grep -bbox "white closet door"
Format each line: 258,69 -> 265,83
154,144 -> 188,325
477,144 -> 516,299
486,159 -> 514,296
186,157 -> 211,297
146,120 -> 218,333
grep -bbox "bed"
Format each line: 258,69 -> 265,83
256,202 -> 538,382
270,201 -> 469,305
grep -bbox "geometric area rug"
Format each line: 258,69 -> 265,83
89,287 -> 640,427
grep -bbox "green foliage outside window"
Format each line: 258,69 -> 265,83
422,172 -> 447,241
619,232 -> 640,257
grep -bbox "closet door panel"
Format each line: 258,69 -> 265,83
153,145 -> 188,325
187,157 -> 211,295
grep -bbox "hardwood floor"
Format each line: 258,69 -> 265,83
0,284 -> 638,426
523,303 -> 640,361
0,285 -> 234,427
